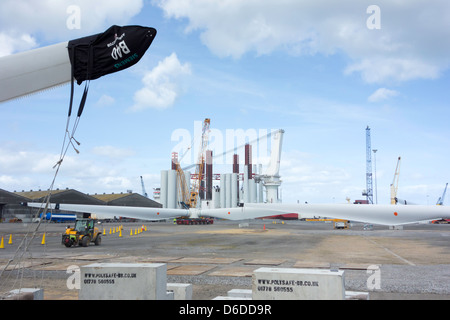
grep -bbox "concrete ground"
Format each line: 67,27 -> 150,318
0,219 -> 449,300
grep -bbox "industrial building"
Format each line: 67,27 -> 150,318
0,188 -> 161,223
159,119 -> 285,210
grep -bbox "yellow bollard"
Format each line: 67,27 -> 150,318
0,236 -> 4,249
145,226 -> 147,232
41,233 -> 46,245
8,234 -> 12,245
103,228 -> 106,235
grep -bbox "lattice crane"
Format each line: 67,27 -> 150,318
362,126 -> 374,204
189,118 -> 210,208
390,157 -> 401,205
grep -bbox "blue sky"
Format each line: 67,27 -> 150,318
1,0 -> 450,205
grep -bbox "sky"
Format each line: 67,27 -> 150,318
1,0 -> 450,205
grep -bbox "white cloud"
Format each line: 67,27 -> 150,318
155,0 -> 450,83
279,150 -> 356,203
95,94 -> 115,107
345,58 -> 441,84
0,32 -> 37,57
130,53 -> 192,111
0,145 -> 138,193
0,0 -> 144,52
368,88 -> 399,103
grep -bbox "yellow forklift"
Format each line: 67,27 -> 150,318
62,218 -> 102,247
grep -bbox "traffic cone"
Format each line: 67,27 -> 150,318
0,237 -> 4,249
103,228 -> 106,235
109,228 -> 112,235
130,229 -> 133,236
119,229 -> 122,237
41,233 -> 46,245
8,234 -> 12,244
134,228 -> 137,235
263,224 -> 266,231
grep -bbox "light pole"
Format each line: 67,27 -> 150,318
373,149 -> 378,204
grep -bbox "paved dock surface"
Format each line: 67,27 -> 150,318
1,219 -> 449,300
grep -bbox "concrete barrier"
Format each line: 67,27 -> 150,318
79,263 -> 170,300
5,288 -> 44,300
252,267 -> 345,300
167,283 -> 193,300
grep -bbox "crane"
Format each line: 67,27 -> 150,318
362,126 -> 374,204
140,176 -> 148,198
390,157 -> 401,205
171,152 -> 190,209
189,118 -> 211,208
436,183 -> 448,206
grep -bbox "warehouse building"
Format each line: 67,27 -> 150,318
0,188 -> 32,222
0,188 -> 161,222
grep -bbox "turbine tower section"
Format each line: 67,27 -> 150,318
262,129 -> 284,203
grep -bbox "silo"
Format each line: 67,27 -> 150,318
243,166 -> 249,203
213,186 -> 220,208
249,178 -> 256,203
167,169 -> 177,209
220,174 -> 226,208
258,164 -> 264,203
225,173 -> 232,208
231,173 -> 238,207
160,170 -> 168,208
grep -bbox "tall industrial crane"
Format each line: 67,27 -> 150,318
189,118 -> 211,208
362,126 -> 374,204
172,152 -> 190,209
437,183 -> 448,206
390,157 -> 401,205
140,176 -> 148,198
